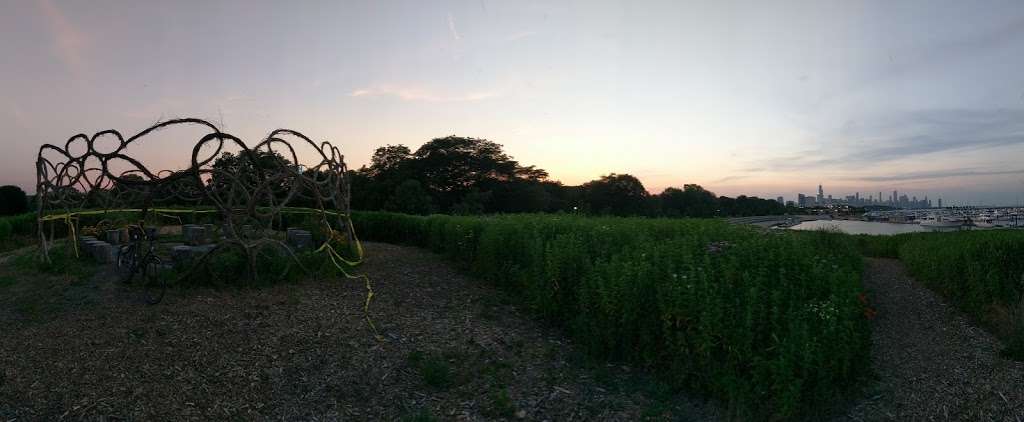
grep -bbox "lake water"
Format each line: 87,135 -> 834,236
789,220 -> 943,235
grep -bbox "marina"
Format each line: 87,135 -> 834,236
785,207 -> 1024,235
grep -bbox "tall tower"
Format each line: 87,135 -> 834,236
817,184 -> 824,204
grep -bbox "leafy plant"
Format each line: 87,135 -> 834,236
352,211 -> 871,419
895,230 -> 1024,360
408,350 -> 454,389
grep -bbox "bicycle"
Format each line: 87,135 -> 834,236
117,224 -> 167,304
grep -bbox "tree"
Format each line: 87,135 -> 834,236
0,185 -> 28,215
580,173 -> 649,216
411,136 -> 521,209
366,145 -> 413,177
486,180 -> 550,213
208,150 -> 295,206
384,180 -> 436,215
450,189 -> 491,215
658,184 -> 719,218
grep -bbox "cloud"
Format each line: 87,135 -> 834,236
447,13 -> 461,41
505,30 -> 536,41
712,175 -> 751,183
223,95 -> 256,103
750,108 -> 1024,172
879,15 -> 1024,82
350,85 -> 497,102
36,0 -> 87,75
850,168 -> 1024,183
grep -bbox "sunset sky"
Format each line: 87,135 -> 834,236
3,0 -> 1024,205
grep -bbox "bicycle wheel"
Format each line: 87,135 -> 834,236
117,244 -> 137,284
142,255 -> 167,305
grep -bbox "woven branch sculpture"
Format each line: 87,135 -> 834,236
34,118 -> 357,282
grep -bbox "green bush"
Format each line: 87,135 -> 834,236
351,212 -> 870,419
0,219 -> 11,240
897,230 -> 1024,359
11,244 -> 97,277
854,233 -> 910,258
2,212 -> 37,237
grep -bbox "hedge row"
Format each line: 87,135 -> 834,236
0,212 -> 36,240
894,230 -> 1024,358
351,212 -> 870,419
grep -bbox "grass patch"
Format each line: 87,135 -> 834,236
483,388 -> 516,418
407,350 -> 454,389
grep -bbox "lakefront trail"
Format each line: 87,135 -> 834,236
840,258 -> 1024,421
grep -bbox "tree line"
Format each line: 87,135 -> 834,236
14,135 -> 788,218
350,136 -> 788,217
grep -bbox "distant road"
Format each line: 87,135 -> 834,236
726,214 -> 831,227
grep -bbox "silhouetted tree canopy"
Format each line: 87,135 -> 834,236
384,179 -> 435,215
581,173 -> 649,216
0,185 -> 28,216
348,136 -> 787,218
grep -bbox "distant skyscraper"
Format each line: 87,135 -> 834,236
776,196 -> 784,204
817,184 -> 824,204
798,193 -> 806,207
938,198 -> 943,208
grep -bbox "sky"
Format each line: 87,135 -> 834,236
3,0 -> 1024,206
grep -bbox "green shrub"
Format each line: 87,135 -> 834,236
0,219 -> 11,240
897,230 -> 1024,359
3,212 -> 37,237
11,244 -> 97,278
351,212 -> 871,419
407,350 -> 453,389
853,233 -> 914,258
484,388 -> 515,418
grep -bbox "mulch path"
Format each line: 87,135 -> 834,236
839,258 -> 1024,421
0,242 -> 720,421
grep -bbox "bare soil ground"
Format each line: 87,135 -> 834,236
0,242 -> 721,421
839,258 -> 1024,421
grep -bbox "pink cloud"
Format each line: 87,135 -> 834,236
36,0 -> 87,75
350,84 -> 497,102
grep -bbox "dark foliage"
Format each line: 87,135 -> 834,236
0,185 -> 29,216
349,137 -> 787,218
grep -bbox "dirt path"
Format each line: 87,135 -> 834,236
840,258 -> 1024,421
0,242 -> 720,421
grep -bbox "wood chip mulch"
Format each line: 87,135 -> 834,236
0,242 -> 721,421
838,258 -> 1024,421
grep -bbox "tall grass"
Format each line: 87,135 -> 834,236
0,212 -> 36,239
352,212 -> 870,419
890,230 -> 1024,359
